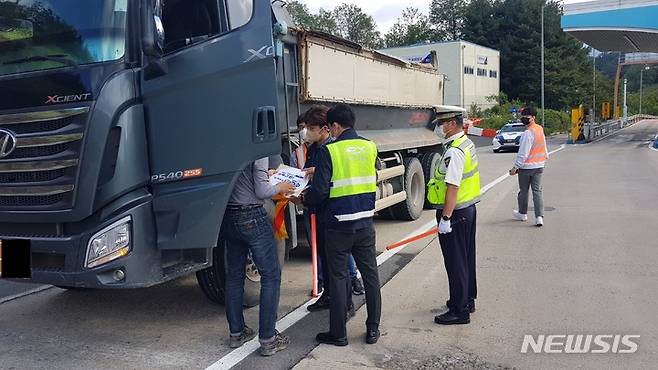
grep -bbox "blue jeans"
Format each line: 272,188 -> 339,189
224,206 -> 281,340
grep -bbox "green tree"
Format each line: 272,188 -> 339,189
627,84 -> 658,115
595,52 -> 621,80
285,1 -> 337,34
384,7 -> 439,48
284,2 -> 380,48
332,3 -> 383,48
624,65 -> 658,92
429,0 -> 468,40
285,0 -> 314,29
462,0 -> 498,46
314,8 -> 338,35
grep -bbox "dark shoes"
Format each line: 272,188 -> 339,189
229,326 -> 256,348
316,332 -> 348,346
259,331 -> 290,356
351,277 -> 365,295
316,328 -> 379,346
434,311 -> 470,325
366,328 -> 380,344
308,295 -> 331,312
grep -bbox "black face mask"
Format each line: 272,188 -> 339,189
521,117 -> 531,125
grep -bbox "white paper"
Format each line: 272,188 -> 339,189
269,166 -> 309,197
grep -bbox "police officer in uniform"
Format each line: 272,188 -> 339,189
298,103 -> 382,346
427,111 -> 481,325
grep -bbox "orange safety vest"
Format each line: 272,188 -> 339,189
294,144 -> 308,169
524,123 -> 547,166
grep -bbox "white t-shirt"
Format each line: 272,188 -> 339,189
439,133 -> 467,187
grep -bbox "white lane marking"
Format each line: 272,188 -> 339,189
549,144 -> 567,156
481,173 -> 510,194
0,285 -> 53,305
206,142 -> 568,370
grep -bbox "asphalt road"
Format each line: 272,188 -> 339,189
294,119 -> 658,370
0,130 -> 580,369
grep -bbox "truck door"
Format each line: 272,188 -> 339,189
140,0 -> 280,249
141,0 -> 279,181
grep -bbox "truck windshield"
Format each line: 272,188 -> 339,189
0,0 -> 127,76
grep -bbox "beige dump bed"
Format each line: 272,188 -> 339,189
298,31 -> 444,108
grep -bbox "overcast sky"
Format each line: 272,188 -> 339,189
299,0 -> 591,33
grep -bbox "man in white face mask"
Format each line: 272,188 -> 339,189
292,113 -> 311,170
426,111 -> 481,325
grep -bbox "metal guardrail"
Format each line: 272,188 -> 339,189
584,114 -> 657,141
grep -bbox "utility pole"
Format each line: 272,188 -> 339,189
593,50 -> 596,123
623,78 -> 628,119
541,4 -> 545,126
639,67 -> 643,114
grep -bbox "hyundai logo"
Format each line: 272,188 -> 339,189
0,129 -> 17,158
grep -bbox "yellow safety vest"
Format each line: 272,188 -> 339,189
427,135 -> 481,209
327,139 -> 377,198
326,138 -> 378,222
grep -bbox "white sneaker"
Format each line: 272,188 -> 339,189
536,216 -> 544,227
513,210 -> 528,221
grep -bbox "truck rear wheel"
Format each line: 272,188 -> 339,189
387,157 -> 425,221
420,152 -> 441,209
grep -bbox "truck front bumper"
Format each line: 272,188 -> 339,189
1,190 -> 182,288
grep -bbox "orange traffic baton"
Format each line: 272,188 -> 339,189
386,217 -> 466,250
386,227 -> 438,250
310,213 -> 320,298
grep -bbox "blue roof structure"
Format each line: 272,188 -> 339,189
561,0 -> 658,52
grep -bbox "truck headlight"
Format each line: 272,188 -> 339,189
85,216 -> 132,268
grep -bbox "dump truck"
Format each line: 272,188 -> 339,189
0,0 -> 456,304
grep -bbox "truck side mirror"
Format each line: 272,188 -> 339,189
142,0 -> 164,58
142,0 -> 167,79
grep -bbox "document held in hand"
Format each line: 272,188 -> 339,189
269,165 -> 309,197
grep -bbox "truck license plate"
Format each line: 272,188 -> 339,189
0,239 -> 31,278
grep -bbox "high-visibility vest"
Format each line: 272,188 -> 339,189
294,144 -> 308,169
326,138 -> 378,222
427,134 -> 481,209
524,123 -> 547,166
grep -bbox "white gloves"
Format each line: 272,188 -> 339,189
439,218 -> 452,234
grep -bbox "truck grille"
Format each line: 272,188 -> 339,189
0,107 -> 87,210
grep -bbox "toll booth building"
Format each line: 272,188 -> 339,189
381,41 -> 500,111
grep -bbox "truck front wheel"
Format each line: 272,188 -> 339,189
196,200 -> 286,307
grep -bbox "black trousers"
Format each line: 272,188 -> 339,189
325,224 -> 381,338
437,205 -> 477,315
